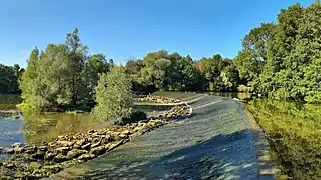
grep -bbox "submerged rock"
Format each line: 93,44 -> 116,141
77,154 -> 96,161
90,146 -> 107,156
66,149 -> 87,159
53,154 -> 70,163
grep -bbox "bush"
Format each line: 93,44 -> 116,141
93,67 -> 133,122
237,85 -> 252,92
122,110 -> 147,124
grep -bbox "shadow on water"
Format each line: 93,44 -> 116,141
71,130 -> 258,180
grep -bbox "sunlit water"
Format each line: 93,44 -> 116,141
2,93 -> 318,179
50,92 -> 260,179
0,95 -> 166,150
247,98 -> 321,179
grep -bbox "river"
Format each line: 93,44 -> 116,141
1,93 -> 320,179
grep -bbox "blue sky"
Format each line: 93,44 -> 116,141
0,0 -> 315,67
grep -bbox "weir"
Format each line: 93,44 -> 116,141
49,92 -> 271,179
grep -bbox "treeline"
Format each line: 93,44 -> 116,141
126,51 -> 241,93
236,2 -> 321,103
19,28 -> 246,111
17,1 -> 321,111
0,64 -> 24,94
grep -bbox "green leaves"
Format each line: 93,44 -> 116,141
238,2 -> 321,102
93,67 -> 133,122
19,29 -> 111,111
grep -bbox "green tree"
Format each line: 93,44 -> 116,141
93,67 -> 133,122
83,53 -> 110,100
254,2 -> 321,102
235,23 -> 277,85
137,50 -> 172,89
65,28 -> 88,104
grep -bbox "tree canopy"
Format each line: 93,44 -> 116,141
237,2 -> 321,103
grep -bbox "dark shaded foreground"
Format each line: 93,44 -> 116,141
48,92 -> 272,180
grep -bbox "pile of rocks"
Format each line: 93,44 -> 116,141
0,96 -> 191,179
0,109 -> 20,119
135,95 -> 182,104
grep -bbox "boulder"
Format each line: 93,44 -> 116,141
77,154 -> 96,161
45,152 -> 57,161
14,147 -> 25,154
122,130 -> 131,135
66,149 -> 87,159
28,162 -> 42,170
53,154 -> 70,163
6,148 -> 14,154
87,129 -> 96,134
81,143 -> 91,150
57,141 -> 74,147
31,152 -> 45,160
118,134 -> 129,139
12,142 -> 23,148
90,146 -> 107,156
90,141 -> 101,149
74,139 -> 86,148
25,146 -> 38,154
55,147 -> 70,154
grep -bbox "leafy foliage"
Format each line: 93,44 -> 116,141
0,64 -> 24,94
237,2 -> 321,102
19,29 -> 110,111
93,67 -> 133,122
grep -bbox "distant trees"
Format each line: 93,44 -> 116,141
0,64 -> 24,94
124,51 -> 239,93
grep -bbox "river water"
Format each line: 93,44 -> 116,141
1,93 -> 320,179
0,95 -> 165,149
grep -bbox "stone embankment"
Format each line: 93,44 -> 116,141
0,96 -> 191,179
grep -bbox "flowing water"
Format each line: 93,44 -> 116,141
50,92 -> 261,179
1,93 -> 320,179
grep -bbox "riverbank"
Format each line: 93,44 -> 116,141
0,96 -> 192,179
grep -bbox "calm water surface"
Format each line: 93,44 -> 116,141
0,95 -> 169,149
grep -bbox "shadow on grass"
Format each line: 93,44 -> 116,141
76,129 -> 260,180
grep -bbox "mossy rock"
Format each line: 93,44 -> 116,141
45,152 -> 57,161
90,146 -> 107,156
66,149 -> 87,159
77,154 -> 96,161
28,162 -> 41,171
53,154 -> 70,163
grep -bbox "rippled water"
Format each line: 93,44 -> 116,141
50,92 -> 261,179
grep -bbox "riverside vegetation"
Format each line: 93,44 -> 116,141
1,1 -> 321,179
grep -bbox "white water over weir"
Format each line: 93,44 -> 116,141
48,92 -> 273,180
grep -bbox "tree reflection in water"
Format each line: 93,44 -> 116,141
247,99 -> 321,179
